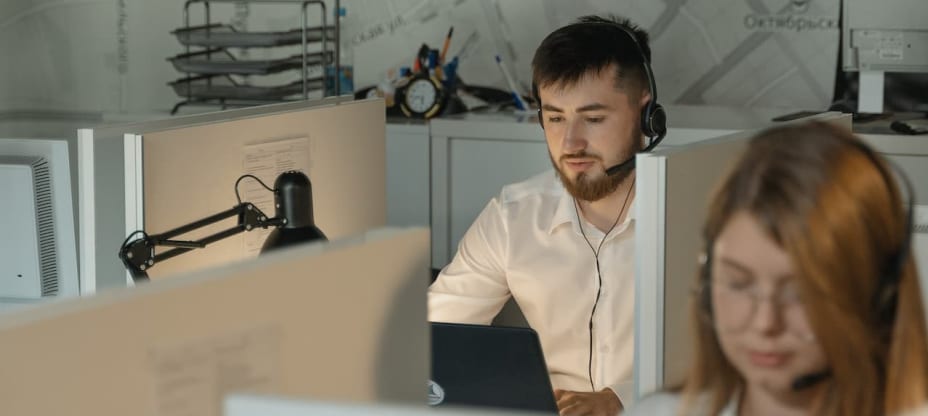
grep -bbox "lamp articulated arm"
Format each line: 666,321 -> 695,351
119,203 -> 283,282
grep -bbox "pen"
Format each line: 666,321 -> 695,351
440,27 -> 454,64
495,55 -> 528,111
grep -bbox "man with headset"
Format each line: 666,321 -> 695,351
429,15 -> 666,415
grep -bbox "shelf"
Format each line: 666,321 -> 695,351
168,49 -> 332,75
172,24 -> 336,48
169,74 -> 325,100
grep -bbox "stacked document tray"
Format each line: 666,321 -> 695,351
167,1 -> 338,114
172,24 -> 336,48
169,49 -> 332,75
169,74 -> 325,101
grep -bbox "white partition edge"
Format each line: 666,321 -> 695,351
430,134 -> 450,269
123,133 -> 144,286
77,129 -> 96,295
634,151 -> 667,399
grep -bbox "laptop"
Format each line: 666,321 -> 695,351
429,322 -> 559,413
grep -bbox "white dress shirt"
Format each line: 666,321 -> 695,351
428,170 -> 635,402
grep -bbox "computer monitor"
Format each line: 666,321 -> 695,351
633,113 -> 851,398
842,0 -> 928,73
842,0 -> 928,112
0,139 -> 78,310
0,226 -> 430,416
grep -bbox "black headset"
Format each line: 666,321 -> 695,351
533,22 -> 667,153
697,138 -> 915,390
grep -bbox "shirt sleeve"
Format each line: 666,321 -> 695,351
607,381 -> 634,413
428,197 -> 511,325
621,392 -> 681,416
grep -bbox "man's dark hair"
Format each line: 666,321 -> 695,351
532,15 -> 651,98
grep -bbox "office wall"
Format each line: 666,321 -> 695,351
1,0 -> 841,114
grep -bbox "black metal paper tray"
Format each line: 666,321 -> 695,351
169,74 -> 325,100
169,49 -> 332,75
173,24 -> 336,48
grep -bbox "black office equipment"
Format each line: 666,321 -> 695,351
118,171 -> 326,282
430,322 -> 558,413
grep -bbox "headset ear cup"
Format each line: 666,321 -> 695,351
640,104 -> 652,138
641,102 -> 667,141
699,250 -> 714,320
649,103 -> 667,139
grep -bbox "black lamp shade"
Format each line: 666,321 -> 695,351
260,171 -> 327,253
261,225 -> 327,252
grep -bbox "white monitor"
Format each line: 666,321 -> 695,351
842,0 -> 928,73
842,0 -> 928,112
0,139 -> 78,308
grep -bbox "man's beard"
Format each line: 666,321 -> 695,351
551,150 -> 634,202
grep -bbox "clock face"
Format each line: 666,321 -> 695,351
405,78 -> 438,114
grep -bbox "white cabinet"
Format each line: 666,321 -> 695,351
385,121 -> 430,228
429,114 -> 547,269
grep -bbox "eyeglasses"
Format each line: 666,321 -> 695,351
701,275 -> 816,341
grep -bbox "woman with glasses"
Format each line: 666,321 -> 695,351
627,122 -> 928,415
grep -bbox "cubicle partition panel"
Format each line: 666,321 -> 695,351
634,113 -> 851,398
133,99 -> 385,280
77,96 -> 360,290
0,227 -> 430,416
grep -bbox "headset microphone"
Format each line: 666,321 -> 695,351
791,371 -> 831,391
604,157 -> 636,177
603,126 -> 666,176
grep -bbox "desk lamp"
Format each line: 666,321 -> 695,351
118,171 -> 327,282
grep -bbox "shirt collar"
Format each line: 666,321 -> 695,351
547,183 -> 576,234
546,182 -> 637,235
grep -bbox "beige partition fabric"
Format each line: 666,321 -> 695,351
660,135 -> 751,386
0,227 -> 429,416
140,99 -> 386,279
81,97 -> 354,291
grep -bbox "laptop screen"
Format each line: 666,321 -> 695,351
429,322 -> 559,413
